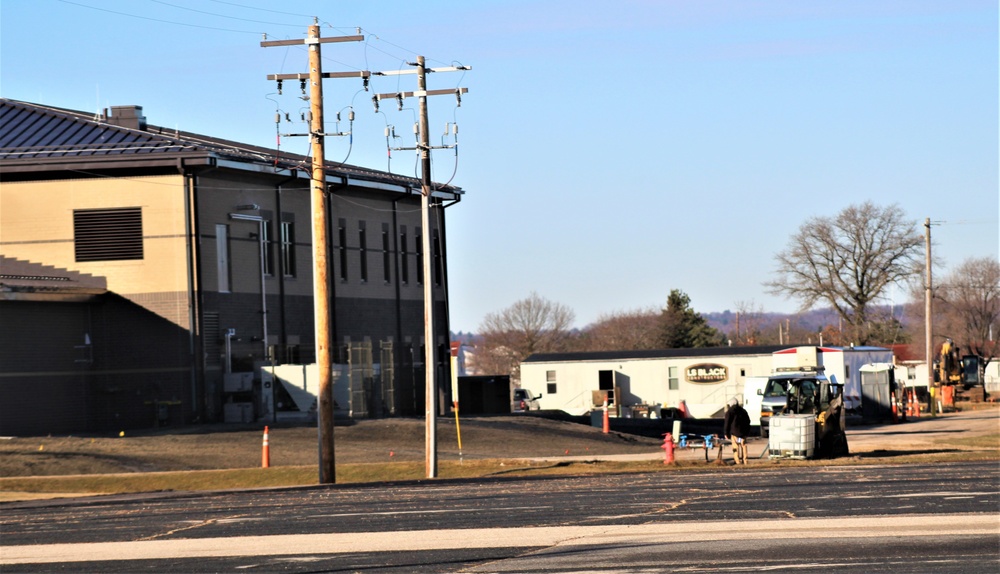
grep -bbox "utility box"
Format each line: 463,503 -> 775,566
223,402 -> 254,423
224,372 -> 253,393
768,414 -> 816,459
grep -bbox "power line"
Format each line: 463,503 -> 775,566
56,0 -> 262,34
206,0 -> 315,19
148,0 -> 303,27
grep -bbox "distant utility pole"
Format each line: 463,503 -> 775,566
375,58 -> 468,479
261,22 -> 365,485
925,218 -> 934,415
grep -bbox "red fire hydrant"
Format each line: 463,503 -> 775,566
662,432 -> 674,464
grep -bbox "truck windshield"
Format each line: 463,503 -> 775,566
764,380 -> 788,397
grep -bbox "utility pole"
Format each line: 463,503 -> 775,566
925,218 -> 934,416
262,23 -> 364,484
375,59 -> 468,479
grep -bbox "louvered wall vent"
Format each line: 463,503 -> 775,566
73,207 -> 144,262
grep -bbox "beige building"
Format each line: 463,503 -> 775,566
0,99 -> 463,435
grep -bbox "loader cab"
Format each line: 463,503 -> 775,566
758,368 -> 841,437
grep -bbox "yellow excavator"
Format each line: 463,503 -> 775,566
936,339 -> 986,402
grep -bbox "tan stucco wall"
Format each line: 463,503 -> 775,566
1,175 -> 192,327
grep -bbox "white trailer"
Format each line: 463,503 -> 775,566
519,347 -> 781,418
771,346 -> 893,412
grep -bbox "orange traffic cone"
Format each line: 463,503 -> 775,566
890,392 -> 899,424
262,426 -> 271,468
912,390 -> 921,418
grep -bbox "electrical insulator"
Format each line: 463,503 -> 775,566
274,112 -> 280,124
454,124 -> 458,135
348,110 -> 355,122
300,112 -> 306,122
455,91 -> 462,107
276,79 -> 283,95
299,79 -> 306,94
384,126 -> 390,137
336,112 -> 341,122
396,93 -> 404,111
444,123 -> 449,136
372,96 -> 379,113
284,113 -> 291,122
413,123 -> 419,135
363,77 -> 370,92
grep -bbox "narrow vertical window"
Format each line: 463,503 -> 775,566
432,228 -> 442,286
358,221 -> 368,283
382,223 -> 391,283
262,219 -> 274,276
280,221 -> 296,277
216,224 -> 230,292
399,225 -> 409,284
338,218 -> 348,281
415,227 -> 423,285
668,366 -> 679,390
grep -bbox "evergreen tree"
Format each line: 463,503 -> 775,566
659,289 -> 725,348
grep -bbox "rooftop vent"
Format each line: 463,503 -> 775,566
105,105 -> 147,130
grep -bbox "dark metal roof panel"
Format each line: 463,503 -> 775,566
0,99 -> 462,194
523,345 -> 792,363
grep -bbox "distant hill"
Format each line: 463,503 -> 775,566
454,305 -> 911,346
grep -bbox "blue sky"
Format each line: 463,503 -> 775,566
2,0 -> 997,332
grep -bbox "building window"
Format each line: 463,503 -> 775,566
215,224 -> 230,292
432,228 -> 442,286
382,223 -> 391,284
280,221 -> 296,277
262,219 -> 274,276
668,366 -> 679,390
546,370 -> 557,394
358,221 -> 368,283
415,227 -> 423,284
399,226 -> 409,284
338,218 -> 348,281
73,207 -> 143,262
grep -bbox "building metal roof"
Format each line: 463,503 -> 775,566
0,98 -> 461,197
524,344 -> 891,364
524,345 -> 793,363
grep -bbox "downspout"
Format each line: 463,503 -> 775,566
274,171 -> 299,359
191,160 -> 216,421
436,194 -> 461,404
180,159 -> 210,423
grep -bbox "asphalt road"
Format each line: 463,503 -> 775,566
2,461 -> 998,573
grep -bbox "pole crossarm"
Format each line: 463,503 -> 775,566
260,34 -> 364,47
267,71 -> 371,81
376,65 -> 471,76
374,87 -> 469,101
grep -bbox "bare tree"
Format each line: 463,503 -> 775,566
475,292 -> 575,382
580,307 -> 661,351
730,300 -> 766,345
937,257 -> 1000,365
766,202 -> 922,345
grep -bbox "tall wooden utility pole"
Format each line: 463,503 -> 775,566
262,23 -> 364,484
416,56 -> 438,478
375,60 -> 468,479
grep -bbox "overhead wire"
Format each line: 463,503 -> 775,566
55,0 -> 467,190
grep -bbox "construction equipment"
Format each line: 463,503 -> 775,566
936,339 -> 987,403
759,366 -> 849,458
